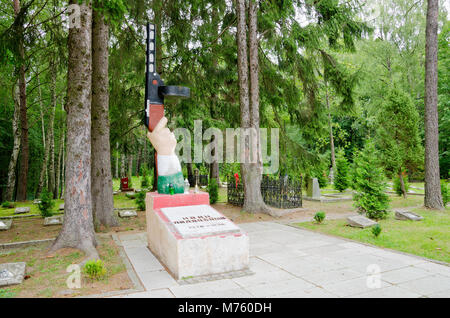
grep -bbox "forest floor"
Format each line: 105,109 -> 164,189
0,184 -> 441,298
0,235 -> 133,298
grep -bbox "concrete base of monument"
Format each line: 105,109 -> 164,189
145,191 -> 249,280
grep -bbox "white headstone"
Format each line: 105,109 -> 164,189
0,219 -> 12,230
161,204 -> 241,238
394,210 -> 423,221
347,215 -> 378,228
59,203 -> 64,210
119,210 -> 137,218
14,207 -> 30,214
312,178 -> 321,198
44,215 -> 64,226
0,262 -> 26,287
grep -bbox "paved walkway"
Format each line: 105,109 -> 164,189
112,221 -> 450,298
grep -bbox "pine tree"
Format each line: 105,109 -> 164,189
353,141 -> 390,220
376,88 -> 423,198
334,149 -> 350,192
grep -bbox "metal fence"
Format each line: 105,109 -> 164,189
227,175 -> 302,209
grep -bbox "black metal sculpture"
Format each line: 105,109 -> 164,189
144,23 -> 190,132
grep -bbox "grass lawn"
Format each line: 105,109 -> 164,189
294,207 -> 450,263
0,235 -> 133,298
0,199 -> 65,218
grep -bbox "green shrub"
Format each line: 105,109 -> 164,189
83,259 -> 106,280
1,201 -> 15,209
352,141 -> 390,220
441,181 -> 449,206
141,175 -> 150,188
313,211 -> 326,223
208,178 -> 219,204
38,189 -> 54,218
372,224 -> 382,238
135,191 -> 146,211
335,149 -> 350,192
394,174 -> 409,196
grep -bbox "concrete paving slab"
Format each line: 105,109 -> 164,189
353,285 -> 422,298
138,270 -> 178,290
397,274 -> 450,296
116,221 -> 450,298
380,266 -> 433,284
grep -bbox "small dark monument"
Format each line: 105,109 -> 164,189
120,177 -> 134,192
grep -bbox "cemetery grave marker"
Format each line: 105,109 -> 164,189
394,209 -> 423,221
0,262 -> 26,287
118,210 -> 138,218
14,207 -> 30,214
347,215 -> 378,228
0,219 -> 12,230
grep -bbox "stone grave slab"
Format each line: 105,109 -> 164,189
59,203 -> 64,210
118,210 -> 137,218
126,192 -> 137,199
0,262 -> 26,287
33,199 -> 41,204
14,207 -> 30,214
146,192 -> 249,280
394,210 -> 423,221
0,219 -> 12,231
44,215 -> 64,226
347,215 -> 378,228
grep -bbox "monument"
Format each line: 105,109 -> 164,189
143,23 -> 249,280
120,177 -> 134,192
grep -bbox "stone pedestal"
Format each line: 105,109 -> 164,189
146,191 -> 249,280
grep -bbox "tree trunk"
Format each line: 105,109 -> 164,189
326,83 -> 336,170
136,147 -> 142,177
236,0 -> 270,214
120,153 -> 126,178
91,5 -> 117,228
4,82 -> 21,201
48,59 -> 57,198
14,0 -> 29,201
114,142 -> 119,179
56,120 -> 65,199
398,170 -> 407,199
187,162 -> 194,186
36,73 -> 49,198
424,0 -> 443,209
50,1 -> 98,259
60,137 -> 65,199
128,154 -> 133,180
